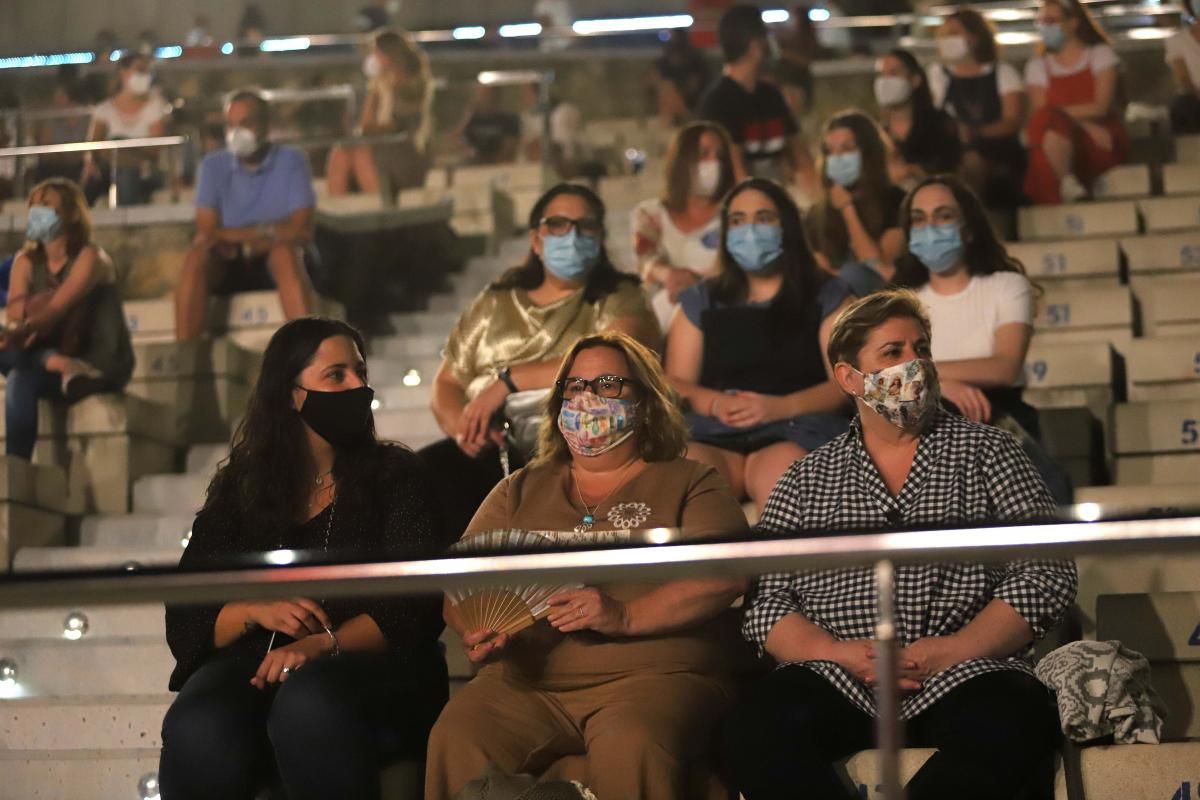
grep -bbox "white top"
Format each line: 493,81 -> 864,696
92,91 -> 172,139
917,272 -> 1033,384
519,102 -> 584,160
926,62 -> 1024,109
1166,29 -> 1200,88
632,198 -> 722,278
1024,44 -> 1119,88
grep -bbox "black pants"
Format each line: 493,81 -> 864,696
158,649 -> 447,800
725,665 -> 1059,800
1171,93 -> 1200,135
418,438 -> 524,541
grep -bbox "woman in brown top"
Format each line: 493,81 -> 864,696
0,178 -> 134,459
421,183 -> 658,540
425,331 -> 749,800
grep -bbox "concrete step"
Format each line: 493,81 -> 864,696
0,695 -> 170,750
0,748 -> 160,800
370,334 -> 445,361
428,290 -> 488,314
12,547 -> 182,573
384,310 -> 461,337
373,408 -> 442,446
373,381 -> 433,412
79,514 -> 194,550
185,443 -> 228,477
0,637 -> 172,697
132,473 -> 207,517
370,356 -> 442,388
0,604 -> 164,640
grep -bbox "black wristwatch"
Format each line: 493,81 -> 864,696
496,366 -> 519,394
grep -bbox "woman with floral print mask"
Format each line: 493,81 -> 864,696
426,331 -> 750,800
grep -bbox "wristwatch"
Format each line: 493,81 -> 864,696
496,366 -> 519,394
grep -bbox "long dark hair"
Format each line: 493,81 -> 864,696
661,121 -> 738,213
708,177 -> 827,321
886,49 -> 940,135
204,317 -> 403,544
812,110 -> 893,265
893,175 -> 1031,287
490,183 -> 638,304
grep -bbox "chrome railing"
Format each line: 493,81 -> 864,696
0,135 -> 188,207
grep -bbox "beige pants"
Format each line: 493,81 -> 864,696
424,668 -> 730,800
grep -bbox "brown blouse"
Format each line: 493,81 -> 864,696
463,457 -> 749,688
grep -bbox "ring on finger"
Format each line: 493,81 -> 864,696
577,606 -> 585,618
281,666 -> 292,675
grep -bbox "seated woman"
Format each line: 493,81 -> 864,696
928,9 -> 1027,206
422,183 -> 658,541
326,29 -> 433,195
726,289 -> 1078,800
666,177 -> 854,512
425,331 -> 749,800
634,121 -> 738,331
875,49 -> 962,188
455,83 -> 521,164
82,52 -> 172,206
161,317 -> 451,800
805,110 -> 907,297
1024,0 -> 1129,204
1166,5 -> 1200,134
0,178 -> 134,459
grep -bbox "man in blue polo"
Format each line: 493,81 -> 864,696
174,89 -> 316,340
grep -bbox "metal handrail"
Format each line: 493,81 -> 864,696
258,84 -> 356,104
0,105 -> 94,123
276,131 -> 411,150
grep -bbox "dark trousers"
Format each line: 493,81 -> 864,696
418,438 -> 524,540
1171,93 -> 1200,135
0,348 -> 58,459
159,649 -> 448,800
725,665 -> 1059,800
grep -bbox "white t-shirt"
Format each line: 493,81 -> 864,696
917,272 -> 1033,385
1166,29 -> 1200,88
926,62 -> 1024,110
92,91 -> 172,139
1024,44 -> 1119,88
633,198 -> 722,331
519,102 -> 583,160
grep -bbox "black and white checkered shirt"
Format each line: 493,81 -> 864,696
742,411 -> 1078,719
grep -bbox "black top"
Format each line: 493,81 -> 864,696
940,65 -> 1004,129
464,111 -> 521,161
165,447 -> 451,691
696,76 -> 798,180
806,184 -> 907,269
656,49 -> 712,110
891,107 -> 963,177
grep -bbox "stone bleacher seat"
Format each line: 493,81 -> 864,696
1138,196 -> 1200,234
1076,483 -> 1199,514
1112,398 -> 1200,486
410,173 -> 515,255
1122,230 -> 1200,281
1136,278 -> 1200,338
1092,164 -> 1152,200
1017,201 -> 1139,241
1008,237 -> 1121,286
1032,284 -> 1134,350
0,456 -> 67,571
1163,163 -> 1200,196
1024,341 -> 1119,422
1124,336 -> 1200,402
1177,135 -> 1200,163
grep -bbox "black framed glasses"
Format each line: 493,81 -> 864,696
557,375 -> 639,399
540,215 -> 603,237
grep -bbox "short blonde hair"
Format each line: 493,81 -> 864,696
534,332 -> 688,465
827,288 -> 932,369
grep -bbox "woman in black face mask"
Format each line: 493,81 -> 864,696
160,317 -> 454,800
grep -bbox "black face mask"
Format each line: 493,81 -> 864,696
297,385 -> 375,447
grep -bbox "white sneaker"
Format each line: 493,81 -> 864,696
1060,174 -> 1088,203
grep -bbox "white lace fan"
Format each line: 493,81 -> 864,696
446,528 -> 631,637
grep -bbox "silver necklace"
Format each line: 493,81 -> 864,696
571,462 -> 634,533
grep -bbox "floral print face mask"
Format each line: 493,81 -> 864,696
557,391 -> 637,457
852,358 -> 940,432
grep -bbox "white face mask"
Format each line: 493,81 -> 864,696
874,75 -> 912,107
127,72 -> 152,96
363,53 -> 382,80
225,126 -> 259,159
692,160 -> 722,197
937,35 -> 970,63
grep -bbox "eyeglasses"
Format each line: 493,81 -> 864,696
540,215 -> 603,237
557,375 -> 638,399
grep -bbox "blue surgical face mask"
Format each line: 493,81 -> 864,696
726,223 -> 784,272
826,151 -> 863,188
26,205 -> 62,242
1038,22 -> 1066,51
541,229 -> 600,281
908,223 -> 965,274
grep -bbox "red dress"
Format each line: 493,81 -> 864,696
1024,47 -> 1130,204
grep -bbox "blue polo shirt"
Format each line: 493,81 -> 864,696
195,145 -> 316,228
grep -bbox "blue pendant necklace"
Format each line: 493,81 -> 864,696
571,461 -> 635,534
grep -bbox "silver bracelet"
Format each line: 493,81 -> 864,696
322,623 -> 341,657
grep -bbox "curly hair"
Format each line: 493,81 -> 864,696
533,332 -> 687,465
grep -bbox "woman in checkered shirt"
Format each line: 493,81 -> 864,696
725,288 -> 1077,800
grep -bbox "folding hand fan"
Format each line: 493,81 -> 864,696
445,528 -> 632,637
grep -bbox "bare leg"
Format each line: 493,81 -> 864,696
744,441 -> 808,513
1041,129 -> 1073,181
351,145 -> 381,195
325,145 -> 352,196
175,241 -> 215,341
685,441 -> 748,500
265,244 -> 314,321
